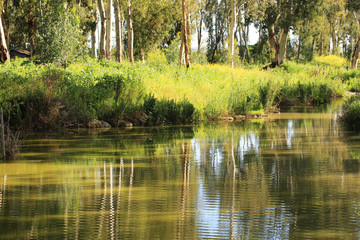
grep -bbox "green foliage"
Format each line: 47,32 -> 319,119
143,95 -> 196,125
348,78 -> 360,92
342,95 -> 360,130
37,5 -> 86,65
0,57 -> 351,130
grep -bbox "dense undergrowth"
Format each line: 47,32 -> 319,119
0,54 -> 358,130
342,95 -> 360,131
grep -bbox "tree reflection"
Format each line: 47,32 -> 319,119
1,106 -> 360,239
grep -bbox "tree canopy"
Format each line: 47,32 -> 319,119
0,0 -> 359,67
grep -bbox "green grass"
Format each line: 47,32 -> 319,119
0,55 -> 352,129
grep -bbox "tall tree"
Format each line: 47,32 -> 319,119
264,0 -> 320,67
91,1 -> 98,58
105,0 -> 112,59
230,0 -> 237,67
180,0 -> 191,67
97,0 -> 106,60
0,15 -> 9,63
113,0 -> 122,62
131,0 -> 179,61
348,0 -> 360,68
127,0 -> 134,63
204,0 -> 229,64
196,0 -> 205,52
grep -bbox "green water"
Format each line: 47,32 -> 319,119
1,102 -> 360,239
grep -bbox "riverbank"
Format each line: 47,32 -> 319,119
0,55 -> 358,130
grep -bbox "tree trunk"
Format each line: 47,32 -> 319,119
197,10 -> 202,52
28,0 -> 36,57
186,5 -> 191,66
97,0 -> 106,60
319,33 -> 323,56
210,24 -> 224,64
331,23 -> 337,54
113,0 -> 122,63
244,25 -> 250,63
91,28 -> 97,58
277,28 -> 288,65
297,35 -> 301,60
105,0 -> 112,59
91,2 -> 98,58
237,23 -> 242,58
127,0 -> 134,63
268,24 -> 279,67
230,0 -> 237,67
180,0 -> 190,68
267,25 -> 288,67
179,38 -> 184,65
351,36 -> 360,69
3,0 -> 9,49
0,17 -> 10,64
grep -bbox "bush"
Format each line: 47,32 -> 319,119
342,96 -> 360,130
143,95 -> 196,125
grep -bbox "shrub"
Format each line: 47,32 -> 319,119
314,55 -> 347,68
143,95 -> 196,125
342,96 -> 360,130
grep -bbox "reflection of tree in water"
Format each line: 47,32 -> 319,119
176,142 -> 191,239
2,105 -> 360,239
193,115 -> 360,238
0,175 -> 6,214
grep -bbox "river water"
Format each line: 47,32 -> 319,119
1,101 -> 360,239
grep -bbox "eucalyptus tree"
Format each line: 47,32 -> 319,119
113,0 -> 122,62
131,0 -> 179,62
230,0 -> 237,67
97,0 -> 106,60
0,5 -> 10,63
323,0 -> 346,55
105,0 -> 112,59
91,0 -> 98,58
196,0 -> 206,52
264,0 -> 320,67
37,0 -> 86,65
127,0 -> 134,63
204,0 -> 230,63
179,0 -> 191,67
347,0 -> 360,68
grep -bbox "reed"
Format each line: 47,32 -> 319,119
0,55 -> 352,129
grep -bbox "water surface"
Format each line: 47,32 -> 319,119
1,102 -> 360,239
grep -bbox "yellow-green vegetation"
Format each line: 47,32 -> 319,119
0,55 -> 355,130
314,55 -> 347,68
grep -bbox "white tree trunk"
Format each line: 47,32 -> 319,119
180,0 -> 190,68
113,0 -> 122,63
352,36 -> 360,69
97,0 -> 106,60
91,29 -> 97,58
230,0 -> 237,67
127,0 -> 134,63
0,17 -> 10,64
105,0 -> 112,59
278,28 -> 288,65
91,2 -> 98,59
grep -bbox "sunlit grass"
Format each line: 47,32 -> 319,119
0,55 -> 350,126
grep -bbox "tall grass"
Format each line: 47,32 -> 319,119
0,55 -> 350,129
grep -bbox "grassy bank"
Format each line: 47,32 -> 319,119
0,54 -> 356,130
